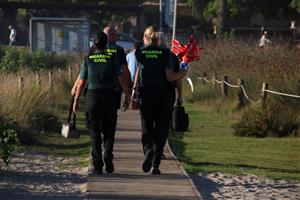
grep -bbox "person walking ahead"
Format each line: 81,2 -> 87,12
73,32 -> 130,174
133,27 -> 187,174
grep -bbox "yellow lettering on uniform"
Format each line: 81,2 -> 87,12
89,54 -> 110,59
141,50 -> 162,54
106,49 -> 117,54
93,58 -> 107,63
146,54 -> 158,58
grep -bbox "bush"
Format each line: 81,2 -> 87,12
232,103 -> 299,137
0,47 -> 70,72
0,47 -> 20,71
0,120 -> 18,166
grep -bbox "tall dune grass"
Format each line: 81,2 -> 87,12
186,39 -> 300,137
0,67 -> 78,143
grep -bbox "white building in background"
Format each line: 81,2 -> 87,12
30,17 -> 90,53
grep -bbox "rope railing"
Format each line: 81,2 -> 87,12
240,85 -> 261,104
223,81 -> 239,88
264,89 -> 300,99
192,76 -> 300,108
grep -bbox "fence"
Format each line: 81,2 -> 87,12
17,65 -> 80,93
188,74 -> 300,109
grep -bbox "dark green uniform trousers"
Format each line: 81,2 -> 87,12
85,89 -> 118,168
140,85 -> 173,168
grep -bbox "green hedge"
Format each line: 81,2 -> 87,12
0,46 -> 69,71
232,103 -> 299,138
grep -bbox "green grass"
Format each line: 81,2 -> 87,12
169,102 -> 300,181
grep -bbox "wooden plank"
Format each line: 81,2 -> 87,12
85,110 -> 201,200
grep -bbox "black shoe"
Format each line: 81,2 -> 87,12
142,151 -> 153,173
104,158 -> 114,173
93,166 -> 103,174
151,167 -> 161,175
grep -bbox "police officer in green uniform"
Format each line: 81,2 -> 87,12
133,27 -> 187,174
73,32 -> 130,174
71,26 -> 131,101
103,26 -> 131,109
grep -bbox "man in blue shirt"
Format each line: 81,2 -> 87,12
126,42 -> 143,81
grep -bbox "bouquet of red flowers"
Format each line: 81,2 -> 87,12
171,35 -> 204,70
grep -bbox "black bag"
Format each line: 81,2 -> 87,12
172,100 -> 189,132
61,97 -> 80,139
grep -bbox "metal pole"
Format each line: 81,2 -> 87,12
159,0 -> 163,32
172,0 -> 177,44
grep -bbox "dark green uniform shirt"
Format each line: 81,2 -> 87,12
106,43 -> 127,87
80,50 -> 122,90
135,45 -> 173,87
107,43 -> 127,66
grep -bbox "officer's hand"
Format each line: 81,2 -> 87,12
122,94 -> 130,112
181,70 -> 188,78
71,85 -> 77,96
177,96 -> 183,105
73,99 -> 78,113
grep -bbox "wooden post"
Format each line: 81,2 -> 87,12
48,71 -> 53,94
212,73 -> 216,87
76,63 -> 80,71
68,67 -> 72,84
222,76 -> 228,97
19,76 -> 24,90
237,79 -> 246,110
261,82 -> 268,108
35,73 -> 41,86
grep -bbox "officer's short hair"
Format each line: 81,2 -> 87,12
103,26 -> 116,35
93,32 -> 108,49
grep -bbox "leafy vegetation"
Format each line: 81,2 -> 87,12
0,46 -> 71,72
0,122 -> 18,166
188,0 -> 300,21
233,103 -> 299,137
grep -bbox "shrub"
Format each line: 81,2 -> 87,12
0,47 -> 71,72
0,47 -> 20,71
0,120 -> 18,166
232,103 -> 299,137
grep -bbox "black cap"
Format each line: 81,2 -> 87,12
93,32 -> 108,48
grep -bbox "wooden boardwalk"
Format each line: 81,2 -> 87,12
84,110 -> 201,200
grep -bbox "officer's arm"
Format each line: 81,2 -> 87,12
71,74 -> 80,96
73,79 -> 86,113
165,69 -> 187,82
122,65 -> 131,86
165,50 -> 187,81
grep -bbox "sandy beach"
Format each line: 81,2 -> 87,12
0,152 -> 299,200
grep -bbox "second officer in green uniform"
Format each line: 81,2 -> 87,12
133,27 -> 187,174
73,32 -> 130,174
